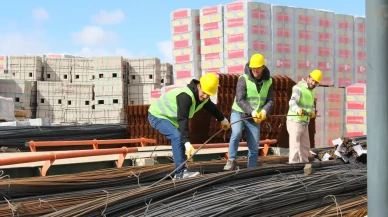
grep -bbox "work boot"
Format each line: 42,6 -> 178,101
174,169 -> 200,180
223,159 -> 237,171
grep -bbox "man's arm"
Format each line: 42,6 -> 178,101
261,83 -> 274,115
203,99 -> 225,121
176,93 -> 192,144
289,85 -> 302,113
235,77 -> 254,115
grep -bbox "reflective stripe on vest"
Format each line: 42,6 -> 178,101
148,86 -> 208,127
287,82 -> 315,122
231,74 -> 272,113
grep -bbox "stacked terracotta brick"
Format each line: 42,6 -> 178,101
126,105 -> 212,145
208,74 -> 316,148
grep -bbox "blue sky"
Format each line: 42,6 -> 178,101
0,0 -> 365,63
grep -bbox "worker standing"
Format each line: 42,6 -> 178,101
287,70 -> 322,164
148,73 -> 231,179
223,53 -> 274,170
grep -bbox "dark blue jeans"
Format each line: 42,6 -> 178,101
148,113 -> 186,176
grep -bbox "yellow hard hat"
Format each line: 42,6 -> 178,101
200,73 -> 219,96
249,53 -> 265,68
309,69 -> 323,83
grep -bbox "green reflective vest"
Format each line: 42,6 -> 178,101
287,82 -> 315,122
232,74 -> 272,113
148,86 -> 208,128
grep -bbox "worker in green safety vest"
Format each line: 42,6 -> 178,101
224,53 -> 274,171
148,73 -> 231,179
287,69 -> 322,164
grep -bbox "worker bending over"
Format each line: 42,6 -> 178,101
148,73 -> 230,179
224,53 -> 274,170
287,70 -> 322,163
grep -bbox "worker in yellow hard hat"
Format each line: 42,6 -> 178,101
287,69 -> 322,164
148,73 -> 230,179
224,53 -> 274,170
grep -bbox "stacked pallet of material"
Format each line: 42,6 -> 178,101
294,8 -> 317,81
206,74 -> 311,148
36,81 -> 65,123
72,57 -> 94,83
223,1 -> 272,75
271,5 -> 296,80
314,87 -> 325,148
160,63 -> 173,85
0,55 -> 8,77
171,8 -> 201,84
0,80 -> 37,119
62,83 -> 94,123
354,16 -> 366,84
315,10 -> 335,86
334,14 -> 355,87
200,4 -> 224,75
92,56 -> 127,124
7,55 -> 43,81
43,57 -> 73,82
323,87 -> 345,145
345,83 -> 366,137
126,58 -> 162,105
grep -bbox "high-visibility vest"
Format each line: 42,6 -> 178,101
148,86 -> 208,127
231,74 -> 272,113
287,82 -> 315,122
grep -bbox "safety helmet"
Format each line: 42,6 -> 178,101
309,70 -> 323,83
199,73 -> 219,96
249,53 -> 265,68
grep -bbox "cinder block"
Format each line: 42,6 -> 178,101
135,158 -> 155,166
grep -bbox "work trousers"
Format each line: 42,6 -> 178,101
228,111 -> 261,168
148,113 -> 186,177
287,119 -> 310,164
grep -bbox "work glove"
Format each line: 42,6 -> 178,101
184,142 -> 194,160
298,109 -> 307,117
257,110 -> 267,122
251,110 -> 261,124
220,118 -> 230,130
310,112 -> 316,119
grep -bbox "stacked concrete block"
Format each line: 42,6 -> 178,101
127,58 -> 162,105
171,9 -> 201,85
7,55 -> 43,81
315,10 -> 335,86
335,14 -> 355,87
0,80 -> 37,118
294,8 -> 317,82
161,63 -> 173,85
93,56 -> 127,124
62,83 -> 94,123
354,17 -> 366,84
314,87 -> 325,148
0,55 -> 8,74
36,81 -> 64,122
200,5 -> 224,74
323,87 -> 345,145
345,83 -> 366,137
224,1 -> 272,74
43,57 -> 73,82
271,5 -> 295,80
72,58 -> 95,83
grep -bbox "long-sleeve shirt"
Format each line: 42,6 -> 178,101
288,79 -> 315,123
233,63 -> 274,116
176,79 -> 225,144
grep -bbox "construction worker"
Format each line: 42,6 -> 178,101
287,69 -> 322,164
148,73 -> 231,179
223,53 -> 274,170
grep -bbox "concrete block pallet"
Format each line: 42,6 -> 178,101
1,55 -> 43,81
345,83 -> 366,137
354,17 -> 366,84
160,63 -> 173,85
0,55 -> 8,74
170,8 -> 201,85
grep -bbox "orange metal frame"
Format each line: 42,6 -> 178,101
192,139 -> 277,159
28,138 -> 157,152
0,147 -> 139,176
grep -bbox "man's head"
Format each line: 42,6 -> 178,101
198,73 -> 219,101
307,70 -> 323,89
249,53 -> 266,79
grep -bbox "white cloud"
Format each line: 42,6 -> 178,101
0,31 -> 50,55
91,10 -> 125,25
157,40 -> 173,63
72,26 -> 118,46
32,8 -> 50,21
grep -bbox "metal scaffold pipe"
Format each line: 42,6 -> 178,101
366,0 -> 388,216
